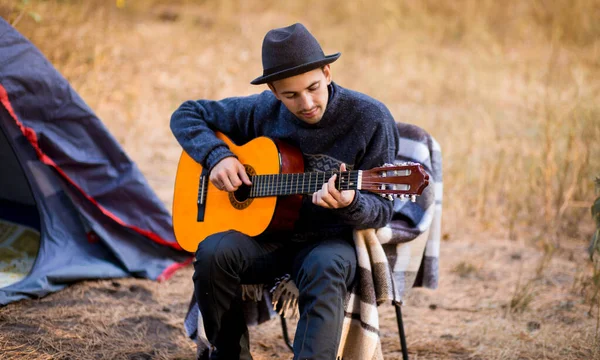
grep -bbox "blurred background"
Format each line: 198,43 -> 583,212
3,0 -> 598,242
1,1 -> 599,359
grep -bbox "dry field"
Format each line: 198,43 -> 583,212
1,0 -> 600,359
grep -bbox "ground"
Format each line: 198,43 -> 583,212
1,233 -> 596,359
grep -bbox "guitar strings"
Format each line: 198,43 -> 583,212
199,182 -> 401,194
199,170 -> 411,198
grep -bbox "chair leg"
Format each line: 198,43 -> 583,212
394,302 -> 409,360
280,315 -> 294,352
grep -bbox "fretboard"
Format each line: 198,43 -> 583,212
249,170 -> 361,198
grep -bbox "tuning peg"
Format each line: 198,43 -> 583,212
411,195 -> 417,202
379,193 -> 394,201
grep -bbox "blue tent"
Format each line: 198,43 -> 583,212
0,19 -> 191,305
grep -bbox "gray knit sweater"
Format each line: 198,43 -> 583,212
170,82 -> 399,240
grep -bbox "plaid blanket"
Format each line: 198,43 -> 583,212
337,122 -> 442,359
184,122 -> 443,359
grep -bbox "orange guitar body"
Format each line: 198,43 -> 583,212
172,133 -> 304,252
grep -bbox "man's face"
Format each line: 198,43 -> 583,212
269,65 -> 332,125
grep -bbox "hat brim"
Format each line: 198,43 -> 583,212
250,53 -> 341,85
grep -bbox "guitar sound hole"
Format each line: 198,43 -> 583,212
228,165 -> 255,210
232,184 -> 251,203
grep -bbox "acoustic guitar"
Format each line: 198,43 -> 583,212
172,132 -> 429,252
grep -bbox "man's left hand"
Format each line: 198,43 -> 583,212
312,163 -> 355,209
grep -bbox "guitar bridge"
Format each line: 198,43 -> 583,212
197,168 -> 209,222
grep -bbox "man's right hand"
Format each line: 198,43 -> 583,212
209,157 -> 252,192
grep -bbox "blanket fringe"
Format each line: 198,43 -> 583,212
241,284 -> 264,302
270,274 -> 299,319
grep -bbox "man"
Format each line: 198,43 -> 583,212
171,23 -> 399,360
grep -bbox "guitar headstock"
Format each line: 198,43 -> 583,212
361,162 -> 429,201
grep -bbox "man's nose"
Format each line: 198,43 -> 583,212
299,93 -> 313,110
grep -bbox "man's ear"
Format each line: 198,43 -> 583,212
267,83 -> 280,100
323,64 -> 332,85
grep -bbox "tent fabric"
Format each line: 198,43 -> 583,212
0,18 -> 191,306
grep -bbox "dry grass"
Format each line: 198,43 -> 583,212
3,0 -> 598,240
1,0 -> 600,359
0,272 -> 197,360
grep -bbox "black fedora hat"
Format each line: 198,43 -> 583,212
250,23 -> 341,85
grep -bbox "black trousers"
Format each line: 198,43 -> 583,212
192,230 -> 357,360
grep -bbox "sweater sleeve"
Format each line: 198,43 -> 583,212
333,109 -> 400,229
170,94 -> 262,171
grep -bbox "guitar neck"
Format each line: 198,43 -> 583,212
248,170 -> 361,197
